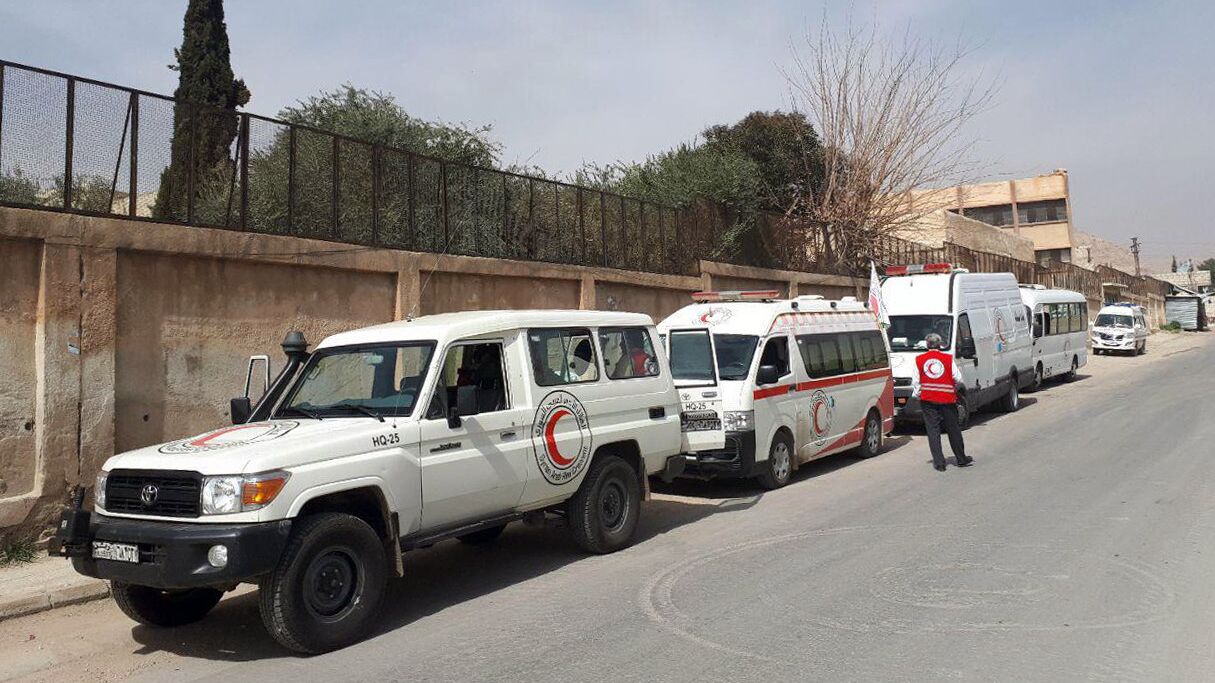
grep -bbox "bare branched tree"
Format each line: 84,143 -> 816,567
785,15 -> 998,270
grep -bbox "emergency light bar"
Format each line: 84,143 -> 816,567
885,263 -> 954,276
691,290 -> 782,303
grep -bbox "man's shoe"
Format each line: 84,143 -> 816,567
956,457 -> 974,467
934,464 -> 947,472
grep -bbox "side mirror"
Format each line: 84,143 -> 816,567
756,364 -> 781,385
230,397 -> 252,425
456,385 -> 478,417
446,406 -> 462,429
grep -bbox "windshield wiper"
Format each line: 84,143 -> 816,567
280,405 -> 323,421
335,404 -> 386,422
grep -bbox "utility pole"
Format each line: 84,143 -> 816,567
1130,237 -> 1141,276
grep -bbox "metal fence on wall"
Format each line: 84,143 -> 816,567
0,60 -> 691,275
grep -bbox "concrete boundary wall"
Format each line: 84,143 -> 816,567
0,206 -> 861,537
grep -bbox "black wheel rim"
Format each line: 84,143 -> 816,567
303,546 -> 363,622
599,479 -> 629,533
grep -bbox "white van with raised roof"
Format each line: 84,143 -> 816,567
881,264 -> 1033,426
658,290 -> 894,490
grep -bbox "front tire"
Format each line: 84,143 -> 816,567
259,513 -> 388,654
568,454 -> 641,554
998,381 -> 1020,413
956,394 -> 972,431
757,432 -> 794,489
111,583 -> 223,627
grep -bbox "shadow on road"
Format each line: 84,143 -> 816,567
128,489 -> 748,662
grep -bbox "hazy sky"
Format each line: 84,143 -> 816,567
2,0 -> 1212,267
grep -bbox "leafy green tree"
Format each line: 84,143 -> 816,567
702,110 -> 825,216
0,168 -> 42,205
153,0 -> 250,221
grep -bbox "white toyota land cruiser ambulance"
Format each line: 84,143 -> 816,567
51,311 -> 684,653
658,291 -> 894,489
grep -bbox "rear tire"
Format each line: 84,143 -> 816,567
259,513 -> 388,654
1063,356 -> 1079,381
111,583 -> 222,627
855,411 -> 883,459
757,432 -> 794,489
568,454 -> 641,554
458,524 -> 507,545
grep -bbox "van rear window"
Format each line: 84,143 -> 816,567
669,330 -> 715,382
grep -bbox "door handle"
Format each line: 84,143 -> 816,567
649,407 -> 666,419
499,431 -> 517,440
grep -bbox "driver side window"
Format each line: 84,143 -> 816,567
758,335 -> 790,377
426,342 -> 508,419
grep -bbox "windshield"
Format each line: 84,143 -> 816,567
714,334 -> 759,381
886,315 -> 953,352
278,342 -> 436,419
669,330 -> 716,383
1095,314 -> 1133,328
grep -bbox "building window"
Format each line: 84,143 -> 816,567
1036,248 -> 1072,267
1017,199 -> 1068,225
960,204 -> 1014,227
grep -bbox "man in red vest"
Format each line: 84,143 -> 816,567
913,333 -> 974,472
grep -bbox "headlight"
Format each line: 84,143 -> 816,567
201,471 -> 290,515
723,410 -> 755,432
95,471 -> 108,510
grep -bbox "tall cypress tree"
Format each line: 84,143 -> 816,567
153,0 -> 250,220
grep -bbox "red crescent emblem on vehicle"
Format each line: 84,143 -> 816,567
813,401 -> 827,436
544,408 -> 574,467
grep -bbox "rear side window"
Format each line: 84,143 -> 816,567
837,333 -> 858,373
527,328 -> 599,386
851,331 -> 888,370
796,334 -> 843,378
600,327 -> 660,380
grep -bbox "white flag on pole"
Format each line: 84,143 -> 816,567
868,261 -> 890,326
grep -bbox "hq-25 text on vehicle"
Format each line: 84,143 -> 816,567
658,290 -> 895,490
51,310 -> 687,654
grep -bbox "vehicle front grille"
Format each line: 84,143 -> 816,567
105,470 -> 202,518
697,435 -> 744,470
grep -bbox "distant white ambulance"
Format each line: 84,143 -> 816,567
658,291 -> 894,489
1091,302 -> 1150,355
880,264 -> 1033,426
1018,285 -> 1088,387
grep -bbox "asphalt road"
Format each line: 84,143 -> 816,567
3,333 -> 1213,682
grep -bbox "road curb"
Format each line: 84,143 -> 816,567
0,580 -> 109,622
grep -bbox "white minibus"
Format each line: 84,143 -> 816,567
1018,285 -> 1088,387
1091,303 -> 1150,355
880,264 -> 1033,427
658,291 -> 894,490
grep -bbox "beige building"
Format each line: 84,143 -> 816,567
900,209 -> 1036,262
910,170 -> 1076,267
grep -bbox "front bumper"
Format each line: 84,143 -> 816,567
677,430 -> 758,479
1091,337 -> 1135,350
894,387 -> 922,420
56,511 -> 292,589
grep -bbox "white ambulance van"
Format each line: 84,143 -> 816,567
51,311 -> 684,654
881,264 -> 1033,427
1018,285 -> 1089,387
658,291 -> 894,490
1091,303 -> 1150,355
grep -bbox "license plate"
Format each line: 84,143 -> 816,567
897,397 -> 908,406
683,419 -> 722,432
92,540 -> 139,563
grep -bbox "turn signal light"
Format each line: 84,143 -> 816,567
242,474 -> 288,509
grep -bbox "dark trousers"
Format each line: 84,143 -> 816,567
922,401 -> 967,468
